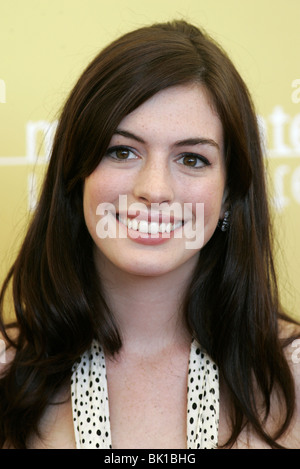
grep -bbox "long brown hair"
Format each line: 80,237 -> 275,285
0,20 -> 298,448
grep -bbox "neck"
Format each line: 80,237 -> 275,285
96,255 -> 195,356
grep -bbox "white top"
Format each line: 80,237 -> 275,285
71,339 -> 219,449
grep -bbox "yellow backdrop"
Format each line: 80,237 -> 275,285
0,0 -> 299,321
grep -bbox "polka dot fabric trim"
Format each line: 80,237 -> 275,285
187,340 -> 219,449
71,339 -> 219,449
71,341 -> 112,448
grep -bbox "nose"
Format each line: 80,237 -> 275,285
132,155 -> 174,206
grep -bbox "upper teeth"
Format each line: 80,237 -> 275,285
118,216 -> 182,234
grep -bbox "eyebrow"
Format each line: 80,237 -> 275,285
174,137 -> 220,150
114,129 -> 220,150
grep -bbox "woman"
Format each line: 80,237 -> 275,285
0,20 -> 299,449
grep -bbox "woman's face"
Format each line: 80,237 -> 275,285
83,83 -> 227,278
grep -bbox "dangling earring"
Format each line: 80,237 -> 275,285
218,210 -> 231,232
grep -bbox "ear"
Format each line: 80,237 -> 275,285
219,187 -> 230,219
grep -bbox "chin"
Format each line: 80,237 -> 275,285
120,261 -> 176,278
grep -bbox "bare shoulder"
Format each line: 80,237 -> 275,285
277,317 -> 300,448
28,387 -> 76,449
280,349 -> 300,448
0,326 -> 76,449
218,318 -> 300,449
278,315 -> 300,338
278,317 -> 300,383
278,317 -> 300,374
280,316 -> 300,384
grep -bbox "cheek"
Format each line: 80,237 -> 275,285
189,182 -> 225,216
203,188 -> 224,219
83,170 -> 118,214
83,174 -> 110,238
188,180 -> 225,240
83,170 -> 131,242
83,179 -> 96,240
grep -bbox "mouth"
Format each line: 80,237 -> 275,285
117,214 -> 184,235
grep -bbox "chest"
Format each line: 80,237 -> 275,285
106,353 -> 189,449
70,340 -> 219,449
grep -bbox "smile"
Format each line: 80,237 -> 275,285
117,215 -> 183,235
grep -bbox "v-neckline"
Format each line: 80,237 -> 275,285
71,339 -> 219,449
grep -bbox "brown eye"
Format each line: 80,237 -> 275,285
177,153 -> 210,169
105,146 -> 136,161
116,148 -> 130,160
115,148 -> 131,159
182,155 -> 198,166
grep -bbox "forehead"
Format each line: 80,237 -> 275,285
117,83 -> 223,147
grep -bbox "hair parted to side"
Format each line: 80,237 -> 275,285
0,19 -> 298,449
